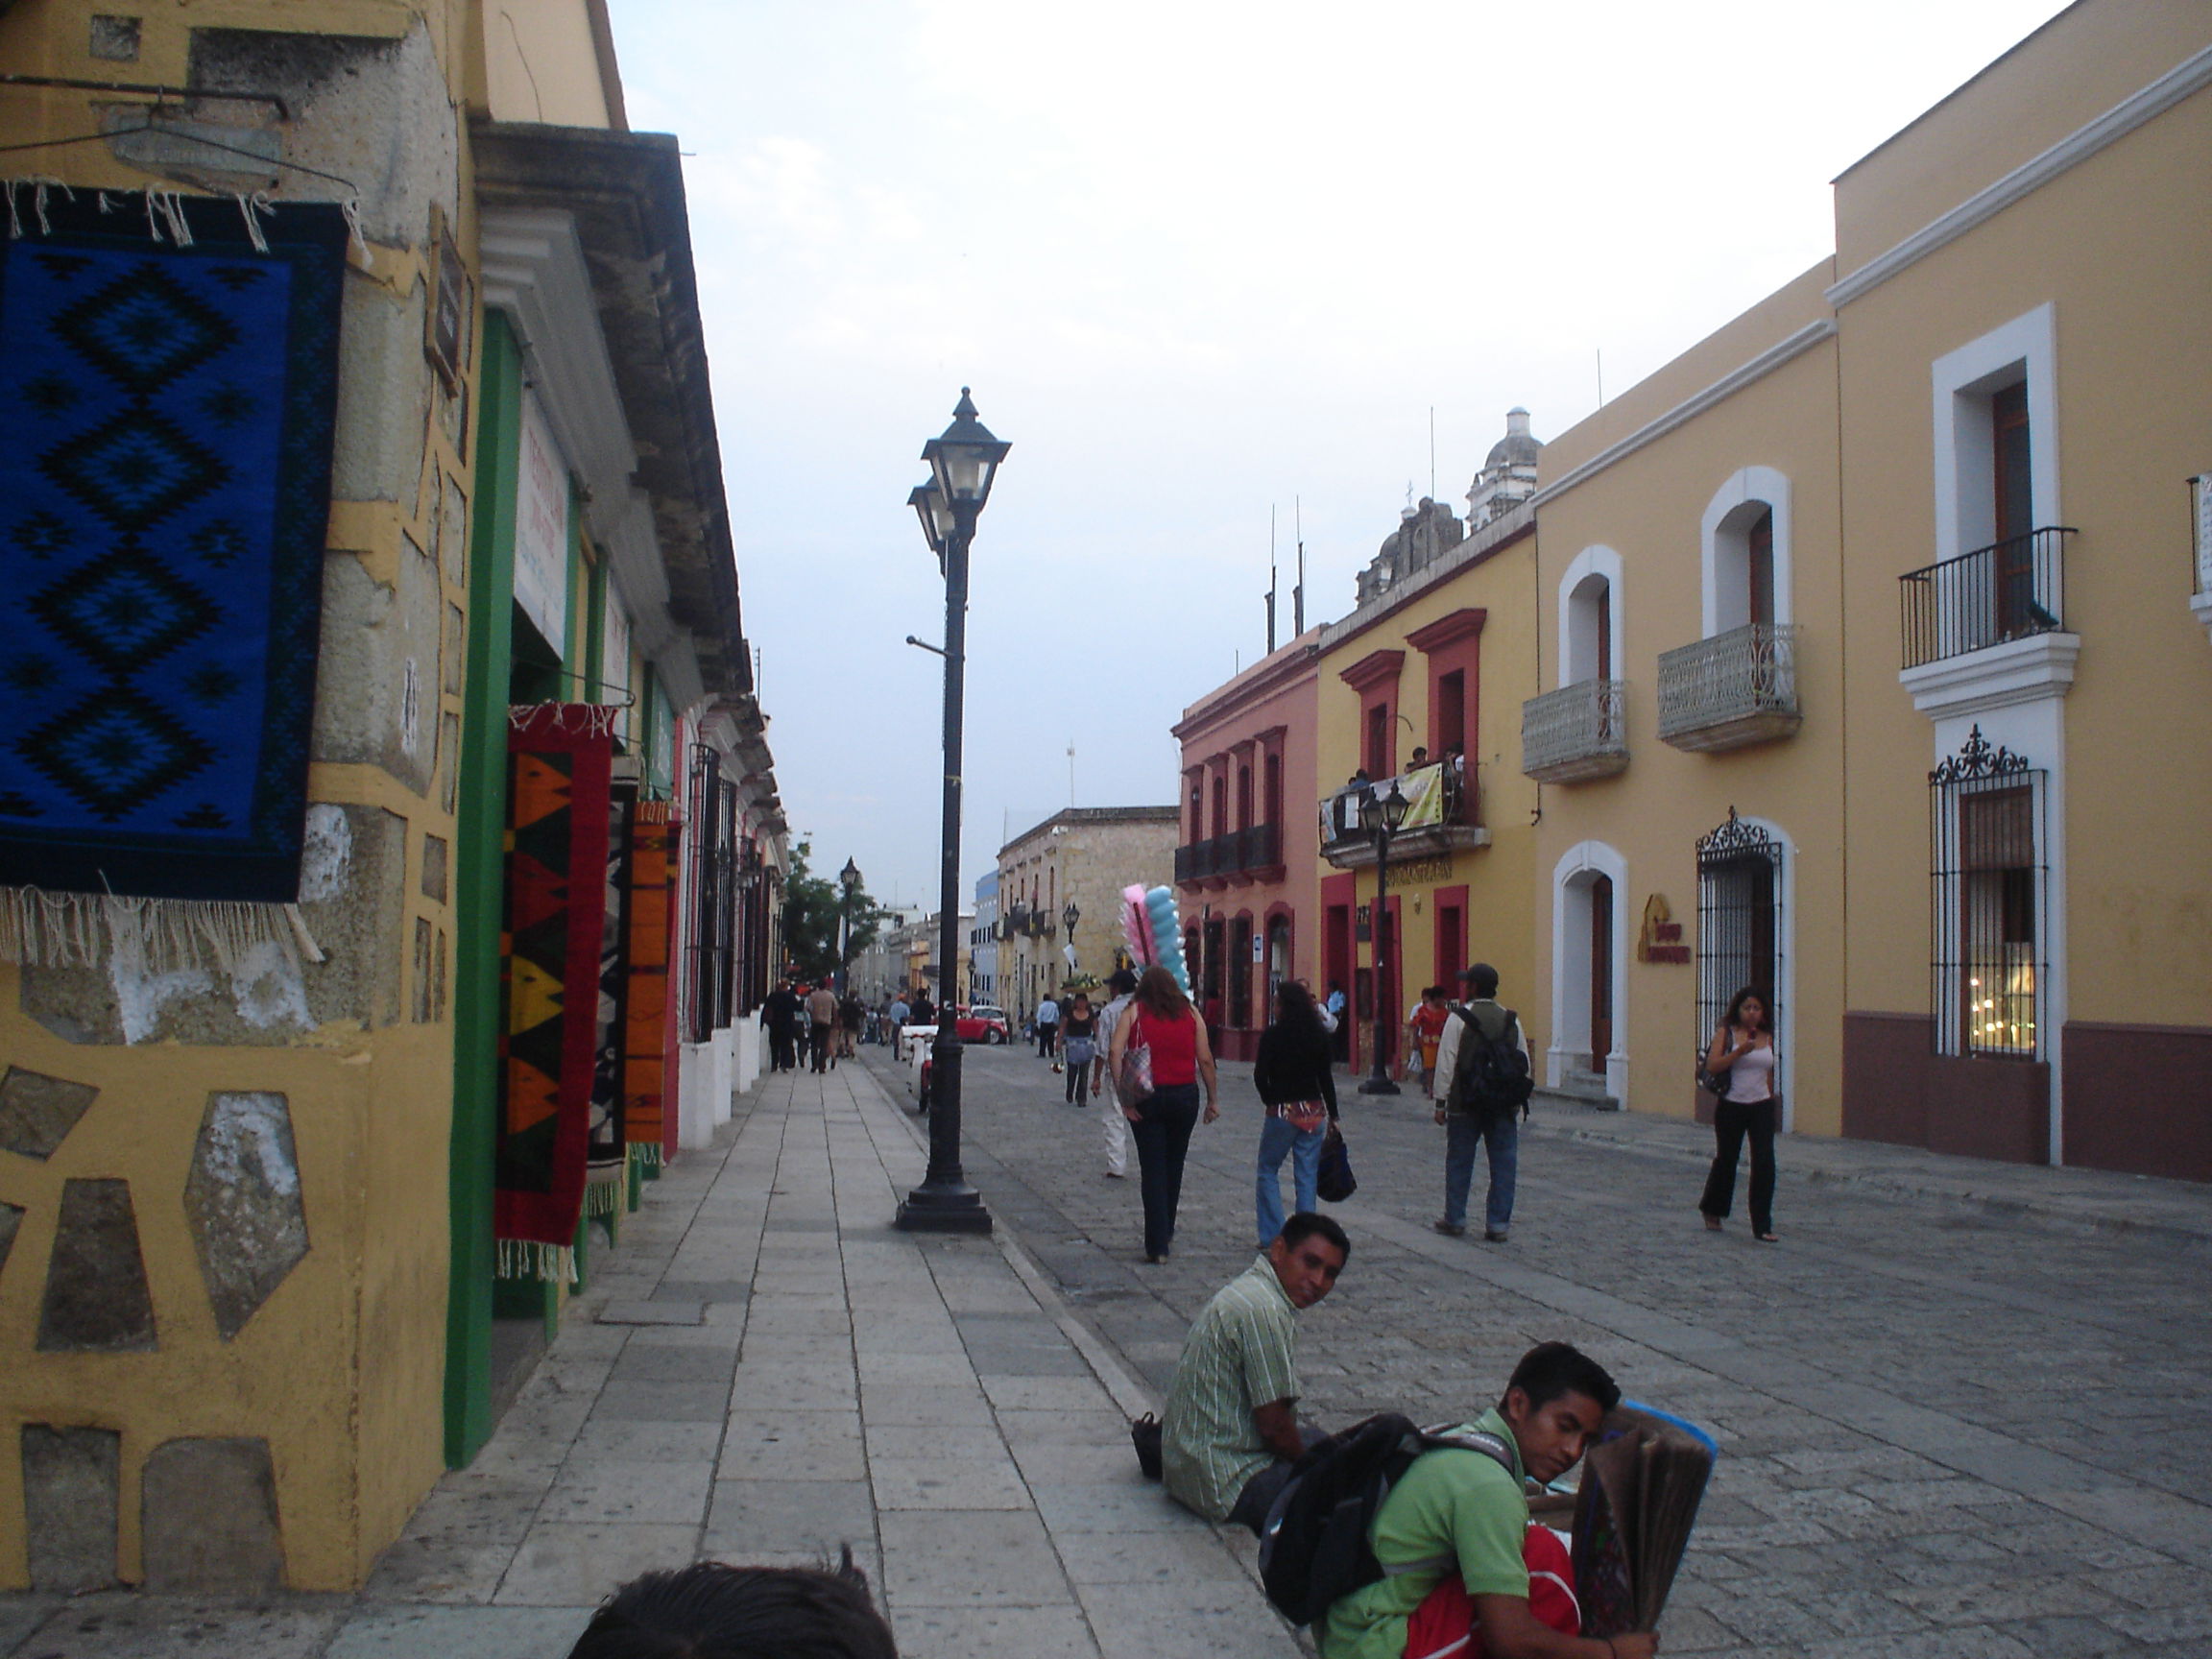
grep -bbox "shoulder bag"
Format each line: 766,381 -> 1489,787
1117,1013 -> 1155,1107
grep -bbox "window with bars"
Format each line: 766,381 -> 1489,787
685,745 -> 738,1043
1930,727 -> 2047,1059
1695,807 -> 1783,1075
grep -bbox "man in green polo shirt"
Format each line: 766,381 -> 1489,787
1317,1342 -> 1658,1659
1162,1213 -> 1351,1531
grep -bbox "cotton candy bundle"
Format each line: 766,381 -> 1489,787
1121,884 -> 1156,966
1142,885 -> 1190,995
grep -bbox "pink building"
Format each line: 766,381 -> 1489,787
1169,631 -> 1323,1062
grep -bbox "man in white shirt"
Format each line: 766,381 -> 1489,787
1035,992 -> 1061,1068
1089,970 -> 1137,1178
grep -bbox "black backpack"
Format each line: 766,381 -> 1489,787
1449,1007 -> 1533,1119
1257,1412 -> 1517,1626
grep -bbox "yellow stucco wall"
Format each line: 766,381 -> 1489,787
0,0 -> 488,1589
1529,306 -> 1844,1129
1835,71 -> 2212,1027
479,0 -> 614,129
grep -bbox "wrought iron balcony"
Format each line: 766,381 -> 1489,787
1520,680 -> 1627,782
1318,765 -> 1488,870
1176,824 -> 1284,886
1899,527 -> 2074,670
1657,623 -> 1801,753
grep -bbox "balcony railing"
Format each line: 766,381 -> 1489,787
1657,623 -> 1801,753
1318,764 -> 1488,869
1899,527 -> 2074,670
1175,823 -> 1284,885
1521,680 -> 1627,782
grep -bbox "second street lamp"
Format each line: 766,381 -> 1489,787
1358,781 -> 1410,1096
897,390 -> 1008,1236
838,857 -> 861,997
1062,900 -> 1079,981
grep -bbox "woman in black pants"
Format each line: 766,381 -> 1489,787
1106,967 -> 1218,1263
1698,987 -> 1779,1241
1060,995 -> 1097,1104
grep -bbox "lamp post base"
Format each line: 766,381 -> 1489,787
894,1186 -> 995,1234
1357,1071 -> 1402,1095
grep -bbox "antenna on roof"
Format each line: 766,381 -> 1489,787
1597,348 -> 1604,408
1293,496 -> 1306,637
1430,406 -> 1437,500
1265,505 -> 1278,655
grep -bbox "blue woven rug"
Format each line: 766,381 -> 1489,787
0,193 -> 347,903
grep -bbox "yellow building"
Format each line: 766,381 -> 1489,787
1312,487 -> 1543,1081
1521,0 -> 2212,1175
0,0 -> 775,1592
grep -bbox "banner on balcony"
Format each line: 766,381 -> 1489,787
0,191 -> 348,907
1397,763 -> 1446,829
495,705 -> 615,1281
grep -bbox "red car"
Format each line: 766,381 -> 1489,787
952,1004 -> 1011,1045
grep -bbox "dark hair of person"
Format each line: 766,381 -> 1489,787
1133,965 -> 1190,1019
1463,962 -> 1500,998
1107,967 -> 1139,995
1278,1211 -> 1350,1262
1722,986 -> 1772,1032
1271,978 -> 1324,1038
566,1551 -> 897,1658
1504,1341 -> 1622,1415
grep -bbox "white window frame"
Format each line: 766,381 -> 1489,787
1932,302 -> 2059,566
1700,467 -> 1793,637
1556,544 -> 1624,688
1548,840 -> 1629,1107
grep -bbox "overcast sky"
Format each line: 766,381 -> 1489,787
609,0 -> 2070,913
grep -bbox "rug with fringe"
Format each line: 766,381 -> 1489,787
0,190 -> 347,902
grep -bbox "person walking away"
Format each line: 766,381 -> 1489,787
1252,980 -> 1337,1248
1431,963 -> 1530,1243
838,991 -> 863,1059
1091,968 -> 1138,1178
1060,993 -> 1097,1105
1035,991 -> 1061,1068
1313,1342 -> 1657,1659
805,981 -> 838,1073
886,992 -> 910,1058
1699,986 -> 1780,1241
1107,965 -> 1218,1262
1162,1214 -> 1350,1531
761,981 -> 801,1072
1407,985 -> 1451,1092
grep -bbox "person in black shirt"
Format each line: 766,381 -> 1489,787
1252,979 -> 1338,1248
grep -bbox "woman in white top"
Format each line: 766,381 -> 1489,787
1698,988 -> 1780,1241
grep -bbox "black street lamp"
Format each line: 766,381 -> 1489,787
1062,900 -> 1079,981
838,857 -> 861,997
897,390 -> 1008,1235
1357,780 -> 1410,1096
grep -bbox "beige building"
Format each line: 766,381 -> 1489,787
1520,0 -> 2212,1178
996,808 -> 1177,1023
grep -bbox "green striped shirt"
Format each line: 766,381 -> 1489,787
1162,1256 -> 1301,1521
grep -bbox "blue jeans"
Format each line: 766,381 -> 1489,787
1131,1084 -> 1201,1259
1444,1112 -> 1517,1233
1255,1113 -> 1325,1247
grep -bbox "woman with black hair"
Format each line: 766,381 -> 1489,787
1252,979 -> 1336,1248
1698,986 -> 1780,1241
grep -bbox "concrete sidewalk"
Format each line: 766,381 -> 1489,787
0,1054 -> 1302,1658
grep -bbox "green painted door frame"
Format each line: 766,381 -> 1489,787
445,311 -> 523,1466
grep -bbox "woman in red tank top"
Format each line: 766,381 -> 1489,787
1106,966 -> 1218,1262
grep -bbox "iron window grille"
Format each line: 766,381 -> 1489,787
685,744 -> 738,1044
1929,726 -> 2048,1060
1695,807 -> 1784,1088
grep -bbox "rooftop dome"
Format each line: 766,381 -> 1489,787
1484,407 -> 1542,469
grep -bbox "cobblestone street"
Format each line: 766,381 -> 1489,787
927,1042 -> 2212,1657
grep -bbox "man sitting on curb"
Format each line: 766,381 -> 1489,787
1315,1341 -> 1658,1659
1163,1212 -> 1350,1532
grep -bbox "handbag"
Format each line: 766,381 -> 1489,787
1316,1122 -> 1357,1203
1117,1016 -> 1155,1106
